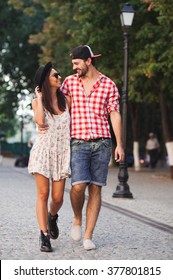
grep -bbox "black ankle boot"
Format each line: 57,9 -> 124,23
39,231 -> 52,252
48,212 -> 59,239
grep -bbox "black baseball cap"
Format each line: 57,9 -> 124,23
70,45 -> 102,60
34,62 -> 52,89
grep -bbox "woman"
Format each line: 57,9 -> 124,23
28,62 -> 71,252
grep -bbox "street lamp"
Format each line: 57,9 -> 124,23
113,3 -> 135,198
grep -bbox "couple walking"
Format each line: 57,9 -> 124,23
28,45 -> 124,252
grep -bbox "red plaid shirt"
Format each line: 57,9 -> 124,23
61,72 -> 120,140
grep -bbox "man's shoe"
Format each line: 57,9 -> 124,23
48,212 -> 59,239
40,231 -> 52,252
83,239 -> 96,250
71,224 -> 82,241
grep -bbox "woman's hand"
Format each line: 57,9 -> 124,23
35,86 -> 43,99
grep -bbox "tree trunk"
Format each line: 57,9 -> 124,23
129,102 -> 141,171
133,141 -> 140,171
159,92 -> 173,179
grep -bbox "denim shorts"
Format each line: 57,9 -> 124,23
70,138 -> 112,186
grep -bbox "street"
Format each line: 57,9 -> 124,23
0,158 -> 173,260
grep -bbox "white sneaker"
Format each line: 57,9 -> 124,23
83,239 -> 96,250
71,225 -> 82,241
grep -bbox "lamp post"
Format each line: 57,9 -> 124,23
18,94 -> 25,157
113,3 -> 135,198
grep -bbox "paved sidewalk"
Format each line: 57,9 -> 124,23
0,157 -> 173,260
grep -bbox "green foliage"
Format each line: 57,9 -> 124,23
1,0 -> 173,143
130,0 -> 173,101
26,1 -> 79,77
0,80 -> 18,136
14,0 -> 123,81
67,0 -> 123,81
0,0 -> 45,135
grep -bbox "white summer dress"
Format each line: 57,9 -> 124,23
28,107 -> 71,181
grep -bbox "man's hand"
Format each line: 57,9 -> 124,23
114,145 -> 124,162
38,124 -> 49,134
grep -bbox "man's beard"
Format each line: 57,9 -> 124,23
77,64 -> 89,77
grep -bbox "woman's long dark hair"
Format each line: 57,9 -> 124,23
41,70 -> 66,116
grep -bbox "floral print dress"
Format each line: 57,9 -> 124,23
28,107 -> 71,181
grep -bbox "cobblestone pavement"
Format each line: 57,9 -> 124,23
0,157 -> 173,260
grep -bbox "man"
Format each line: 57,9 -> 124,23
146,132 -> 160,168
61,45 -> 124,250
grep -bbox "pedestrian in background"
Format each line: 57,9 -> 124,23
146,132 -> 160,168
28,62 -> 71,252
61,45 -> 124,250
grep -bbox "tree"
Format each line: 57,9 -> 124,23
4,0 -> 173,179
0,0 -> 45,136
130,0 -> 173,177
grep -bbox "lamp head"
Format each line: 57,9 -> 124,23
120,3 -> 135,28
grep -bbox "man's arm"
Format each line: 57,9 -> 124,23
110,110 -> 124,162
